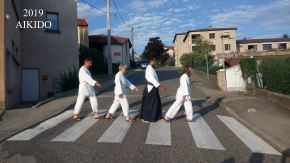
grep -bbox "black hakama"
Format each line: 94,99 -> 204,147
140,83 -> 162,122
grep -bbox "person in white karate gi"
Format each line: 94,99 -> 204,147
105,65 -> 140,122
164,66 -> 193,122
140,57 -> 166,123
73,58 -> 102,121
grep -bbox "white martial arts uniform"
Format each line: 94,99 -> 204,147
145,65 -> 160,92
165,73 -> 193,121
108,71 -> 136,117
74,66 -> 99,115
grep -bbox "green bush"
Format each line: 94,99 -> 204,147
259,57 -> 290,94
180,53 -> 194,66
240,58 -> 257,79
59,67 -> 79,92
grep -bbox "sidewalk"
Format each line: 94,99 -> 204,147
0,70 -> 137,143
191,70 -> 290,152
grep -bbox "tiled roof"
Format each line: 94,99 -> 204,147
173,32 -> 187,43
237,38 -> 290,44
89,35 -> 132,48
164,46 -> 174,50
225,57 -> 240,67
78,19 -> 88,26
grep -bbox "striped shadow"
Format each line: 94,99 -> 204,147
217,115 -> 281,155
52,110 -> 106,142
8,110 -> 73,141
97,110 -> 139,143
145,120 -> 171,146
188,113 -> 225,150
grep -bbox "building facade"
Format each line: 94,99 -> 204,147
173,28 -> 237,67
237,38 -> 290,56
89,35 -> 132,66
77,19 -> 89,47
0,0 -> 78,109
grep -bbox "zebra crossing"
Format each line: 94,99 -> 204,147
7,110 -> 281,156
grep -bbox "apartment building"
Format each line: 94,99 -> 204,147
0,0 -> 78,109
173,28 -> 237,67
77,19 -> 89,47
237,38 -> 290,56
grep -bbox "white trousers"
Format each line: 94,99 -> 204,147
165,99 -> 193,120
108,95 -> 129,117
73,95 -> 98,115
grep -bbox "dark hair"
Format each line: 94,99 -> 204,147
148,56 -> 157,62
182,65 -> 191,73
84,58 -> 93,63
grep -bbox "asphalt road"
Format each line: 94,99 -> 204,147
0,67 -> 285,163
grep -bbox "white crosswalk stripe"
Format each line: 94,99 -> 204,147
8,110 -> 73,141
97,110 -> 139,143
52,110 -> 106,142
7,109 -> 280,156
217,115 -> 281,155
188,113 -> 225,150
145,120 -> 171,146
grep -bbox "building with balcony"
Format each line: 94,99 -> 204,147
237,38 -> 290,57
173,27 -> 237,67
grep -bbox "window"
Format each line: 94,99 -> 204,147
225,44 -> 231,51
210,45 -> 216,51
209,33 -> 215,39
263,44 -> 272,50
248,45 -> 257,51
46,12 -> 59,32
278,43 -> 287,50
191,34 -> 200,44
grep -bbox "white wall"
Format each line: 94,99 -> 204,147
225,65 -> 246,91
103,43 -> 130,66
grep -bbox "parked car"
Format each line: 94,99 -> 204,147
139,60 -> 148,69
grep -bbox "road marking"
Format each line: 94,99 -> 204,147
52,110 -> 106,142
188,113 -> 225,150
217,115 -> 281,155
145,120 -> 171,146
8,110 -> 73,141
97,110 -> 139,143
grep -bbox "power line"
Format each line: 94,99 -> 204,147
78,0 -> 121,26
112,0 -> 126,23
78,0 -> 106,14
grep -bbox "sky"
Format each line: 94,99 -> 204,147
77,0 -> 290,54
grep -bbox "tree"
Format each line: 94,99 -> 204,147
79,45 -> 107,75
282,34 -> 289,38
142,37 -> 167,64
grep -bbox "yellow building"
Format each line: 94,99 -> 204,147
0,0 -> 78,110
173,27 -> 237,67
237,38 -> 290,56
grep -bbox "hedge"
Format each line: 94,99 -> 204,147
259,57 -> 290,95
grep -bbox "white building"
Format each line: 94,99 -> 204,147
89,35 -> 132,66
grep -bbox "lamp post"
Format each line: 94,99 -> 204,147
107,0 -> 112,75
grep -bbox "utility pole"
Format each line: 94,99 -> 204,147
131,26 -> 135,60
107,0 -> 112,75
221,35 -> 229,69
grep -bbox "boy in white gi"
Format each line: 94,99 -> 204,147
105,65 -> 140,122
73,58 -> 102,121
164,66 -> 193,122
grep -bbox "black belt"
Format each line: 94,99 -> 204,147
147,82 -> 154,86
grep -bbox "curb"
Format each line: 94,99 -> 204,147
0,70 -> 138,143
218,99 -> 287,153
